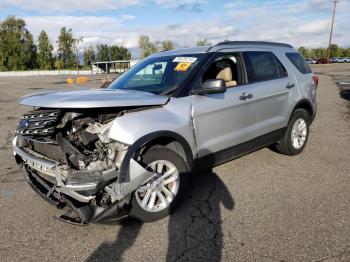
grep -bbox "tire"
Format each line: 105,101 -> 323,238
274,108 -> 310,155
129,146 -> 188,222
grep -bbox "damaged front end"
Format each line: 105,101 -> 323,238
13,107 -> 155,225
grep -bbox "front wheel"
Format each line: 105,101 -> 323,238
129,146 -> 188,222
273,108 -> 310,155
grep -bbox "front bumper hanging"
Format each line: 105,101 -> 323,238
12,136 -> 155,224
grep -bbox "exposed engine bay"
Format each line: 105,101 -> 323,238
17,108 -> 126,171
14,107 -> 156,224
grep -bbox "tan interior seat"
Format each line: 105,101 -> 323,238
216,67 -> 237,87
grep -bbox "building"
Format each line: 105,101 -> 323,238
91,60 -> 139,74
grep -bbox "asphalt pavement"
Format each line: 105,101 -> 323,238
0,65 -> 349,261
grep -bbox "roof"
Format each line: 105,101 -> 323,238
153,41 -> 294,57
152,46 -> 209,57
215,41 -> 293,48
92,60 -> 139,64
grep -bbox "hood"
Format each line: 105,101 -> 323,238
19,89 -> 169,108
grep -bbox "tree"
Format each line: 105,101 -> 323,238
196,39 -> 212,46
37,30 -> 53,69
329,44 -> 340,57
0,48 -> 5,70
0,15 -> 37,71
138,35 -> 157,58
96,44 -> 110,61
298,46 -> 309,58
308,49 -> 317,58
161,40 -> 174,51
54,59 -> 64,70
83,46 -> 95,67
343,48 -> 350,57
57,27 -> 76,69
315,48 -> 327,59
109,45 -> 131,60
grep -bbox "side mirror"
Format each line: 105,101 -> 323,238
192,79 -> 227,95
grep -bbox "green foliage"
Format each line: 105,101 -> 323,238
298,46 -> 308,58
161,40 -> 174,51
37,30 -> 53,70
0,15 -> 37,71
196,39 -> 212,46
298,45 -> 350,59
342,48 -> 350,57
83,46 -> 96,67
96,44 -> 131,62
138,35 -> 174,57
0,16 -> 133,71
329,44 -> 341,57
57,27 -> 77,69
138,35 -> 157,58
54,59 -> 64,70
96,44 -> 110,61
109,45 -> 131,60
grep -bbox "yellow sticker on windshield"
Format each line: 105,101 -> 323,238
174,62 -> 192,72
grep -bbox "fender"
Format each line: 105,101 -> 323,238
118,131 -> 194,183
107,97 -> 196,183
289,98 -> 315,122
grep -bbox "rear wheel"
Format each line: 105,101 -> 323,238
129,146 -> 188,222
273,108 -> 310,155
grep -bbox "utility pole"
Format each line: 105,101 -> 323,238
326,0 -> 338,61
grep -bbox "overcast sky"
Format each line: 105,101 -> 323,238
1,0 -> 349,57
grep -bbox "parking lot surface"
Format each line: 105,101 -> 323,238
0,65 -> 349,261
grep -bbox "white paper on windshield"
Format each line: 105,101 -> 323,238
173,57 -> 197,63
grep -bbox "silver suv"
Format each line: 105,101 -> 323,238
13,41 -> 318,224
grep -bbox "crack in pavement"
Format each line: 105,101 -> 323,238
172,177 -> 222,261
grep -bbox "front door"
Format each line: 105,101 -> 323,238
191,53 -> 257,157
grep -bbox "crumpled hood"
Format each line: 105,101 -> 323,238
19,89 -> 169,108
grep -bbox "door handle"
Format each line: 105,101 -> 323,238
286,82 -> 295,89
239,92 -> 253,100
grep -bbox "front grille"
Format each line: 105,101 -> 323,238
16,109 -> 63,136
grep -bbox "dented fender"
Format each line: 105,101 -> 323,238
108,97 -> 196,183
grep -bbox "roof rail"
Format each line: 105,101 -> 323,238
214,41 -> 293,48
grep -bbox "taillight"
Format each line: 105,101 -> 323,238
312,75 -> 319,88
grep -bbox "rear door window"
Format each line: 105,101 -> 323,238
243,51 -> 287,83
286,52 -> 312,74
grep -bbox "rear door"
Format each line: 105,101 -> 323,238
240,50 -> 296,138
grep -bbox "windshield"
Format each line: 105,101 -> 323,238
108,53 -> 205,94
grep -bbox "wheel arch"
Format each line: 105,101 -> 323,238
291,99 -> 314,120
119,131 -> 194,183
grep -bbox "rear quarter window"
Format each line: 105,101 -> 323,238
286,52 -> 312,74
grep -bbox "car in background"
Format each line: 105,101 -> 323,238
336,57 -> 347,63
305,58 -> 317,64
316,58 -> 330,64
330,57 -> 337,63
